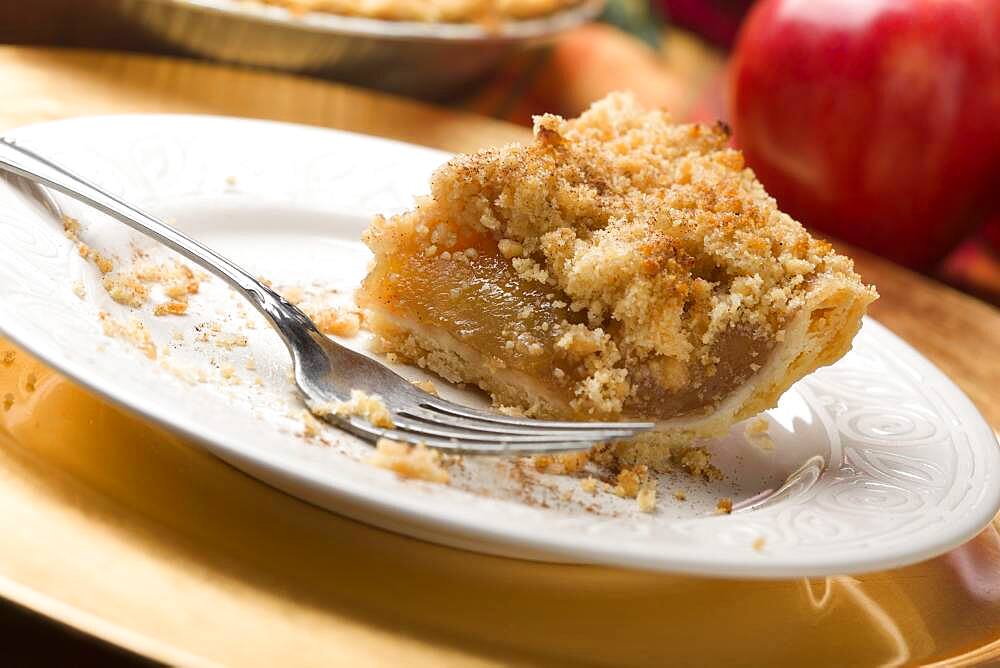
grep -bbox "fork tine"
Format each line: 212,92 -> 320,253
335,416 -> 597,455
417,397 -> 656,431
390,415 -> 638,443
396,407 -> 639,438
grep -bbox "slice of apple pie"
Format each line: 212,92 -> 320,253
357,93 -> 876,466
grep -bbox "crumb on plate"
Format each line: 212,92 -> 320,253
368,438 -> 449,484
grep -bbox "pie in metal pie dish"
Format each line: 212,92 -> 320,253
357,93 -> 878,468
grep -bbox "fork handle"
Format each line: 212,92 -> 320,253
0,137 -> 317,342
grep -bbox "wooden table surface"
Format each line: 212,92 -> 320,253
1,46 -> 999,666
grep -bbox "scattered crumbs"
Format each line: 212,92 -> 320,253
101,271 -> 147,307
637,483 -> 657,513
99,311 -> 157,359
716,497 -> 733,515
219,362 -> 238,382
72,280 -> 86,299
154,300 -> 189,316
311,389 -> 395,429
1,350 -> 15,367
384,352 -> 400,364
66,215 -> 201,311
745,416 -> 775,451
171,329 -> 185,342
411,379 -> 439,396
24,373 -> 36,393
2,393 -> 13,411
673,490 -> 687,501
580,477 -> 598,494
300,409 -> 324,439
254,376 -> 264,386
258,276 -> 273,287
752,536 -> 766,552
245,356 -> 257,371
367,438 -> 449,484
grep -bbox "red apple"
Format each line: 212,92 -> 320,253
729,0 -> 1000,269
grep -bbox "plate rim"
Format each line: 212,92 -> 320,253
1,113 -> 998,579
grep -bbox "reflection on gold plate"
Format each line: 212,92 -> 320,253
1,337 -> 999,666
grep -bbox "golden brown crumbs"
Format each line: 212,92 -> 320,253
637,483 -> 657,513
91,252 -> 115,275
672,490 -> 687,501
245,356 -> 257,370
102,273 -> 149,307
676,447 -> 723,481
580,477 -> 598,494
307,306 -> 361,338
99,311 -> 157,360
752,536 -> 766,552
612,465 -> 648,498
532,455 -> 553,472
72,281 -> 86,299
24,373 -> 36,393
1,350 -> 14,367
557,450 -> 589,473
367,438 -> 449,484
300,409 -> 324,439
2,393 -> 13,411
312,389 -> 395,428
716,497 -> 733,515
154,300 -> 189,316
258,276 -> 273,287
411,379 -> 439,396
62,215 -> 81,239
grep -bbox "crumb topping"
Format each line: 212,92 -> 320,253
362,92 -> 876,423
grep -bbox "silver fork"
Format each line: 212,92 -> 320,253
0,138 -> 654,454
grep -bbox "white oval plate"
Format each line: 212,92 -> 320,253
1,115 -> 998,578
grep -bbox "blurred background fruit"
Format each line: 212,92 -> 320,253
729,0 -> 1000,270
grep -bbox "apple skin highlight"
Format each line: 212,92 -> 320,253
729,0 -> 1000,269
